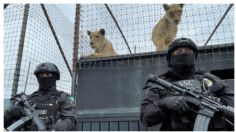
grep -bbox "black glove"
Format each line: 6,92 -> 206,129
4,106 -> 25,128
158,96 -> 189,114
203,73 -> 227,93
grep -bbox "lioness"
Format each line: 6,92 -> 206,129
152,4 -> 184,51
86,28 -> 118,58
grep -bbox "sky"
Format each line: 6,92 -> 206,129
56,4 -> 75,23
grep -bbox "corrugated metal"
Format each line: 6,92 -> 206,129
77,118 -> 145,131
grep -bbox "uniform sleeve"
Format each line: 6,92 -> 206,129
4,106 -> 25,128
140,80 -> 166,127
53,93 -> 77,131
204,73 -> 234,129
205,73 -> 234,107
216,83 -> 234,107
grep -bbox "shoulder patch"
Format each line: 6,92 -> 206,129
67,96 -> 74,101
67,96 -> 76,108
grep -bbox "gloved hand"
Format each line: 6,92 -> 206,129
203,72 -> 227,93
52,118 -> 75,131
158,96 -> 189,114
4,106 -> 25,128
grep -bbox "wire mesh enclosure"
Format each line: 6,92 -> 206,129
3,3 -> 234,131
78,4 -> 234,64
4,4 -> 74,98
75,4 -> 234,131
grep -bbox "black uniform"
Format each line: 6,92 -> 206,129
140,38 -> 234,131
29,86 -> 77,130
140,71 -> 233,130
4,62 -> 77,131
4,86 -> 76,131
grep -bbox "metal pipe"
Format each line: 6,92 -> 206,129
4,4 -> 9,9
71,4 -> 81,98
23,62 -> 31,93
72,4 -> 80,72
11,4 -> 30,98
204,4 -> 233,46
41,4 -> 72,77
104,4 -> 132,54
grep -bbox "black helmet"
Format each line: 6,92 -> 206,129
34,62 -> 60,80
166,38 -> 198,61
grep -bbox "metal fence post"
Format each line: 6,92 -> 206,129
104,4 -> 132,54
204,4 -> 233,46
41,4 -> 72,77
11,4 -> 30,99
72,4 -> 80,98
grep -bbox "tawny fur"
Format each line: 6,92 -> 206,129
86,29 -> 118,58
152,4 -> 184,51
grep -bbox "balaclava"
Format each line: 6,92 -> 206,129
36,74 -> 57,91
170,52 -> 196,79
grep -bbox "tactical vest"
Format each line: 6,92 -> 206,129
174,79 -> 205,93
29,91 -> 63,130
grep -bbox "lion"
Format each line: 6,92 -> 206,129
85,28 -> 118,58
152,4 -> 184,51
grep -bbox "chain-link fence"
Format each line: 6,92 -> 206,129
75,4 -> 234,131
78,4 -> 234,59
4,4 -> 234,98
4,4 -> 74,99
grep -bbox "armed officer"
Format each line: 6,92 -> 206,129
4,62 -> 77,131
140,38 -> 234,131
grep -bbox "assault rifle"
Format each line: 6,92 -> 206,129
6,92 -> 46,131
148,74 -> 234,131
